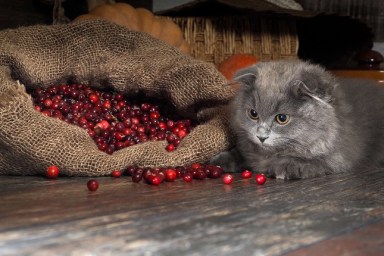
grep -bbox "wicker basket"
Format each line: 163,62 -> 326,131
169,15 -> 299,66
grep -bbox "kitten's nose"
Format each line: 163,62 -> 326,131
257,136 -> 268,143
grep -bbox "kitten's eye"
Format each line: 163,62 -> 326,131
248,109 -> 259,120
275,114 -> 289,125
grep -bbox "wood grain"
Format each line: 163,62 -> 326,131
1,168 -> 383,255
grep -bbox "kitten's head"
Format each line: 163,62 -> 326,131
230,59 -> 340,156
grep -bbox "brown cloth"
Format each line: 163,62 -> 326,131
0,19 -> 234,176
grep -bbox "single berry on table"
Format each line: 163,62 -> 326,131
241,170 -> 252,179
87,179 -> 99,191
255,173 -> 267,185
111,170 -> 122,178
223,174 -> 234,185
46,165 -> 59,179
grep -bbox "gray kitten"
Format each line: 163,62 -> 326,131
211,59 -> 384,179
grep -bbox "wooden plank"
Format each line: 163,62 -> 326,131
285,219 -> 384,256
0,168 -> 383,255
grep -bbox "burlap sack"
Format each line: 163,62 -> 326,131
0,19 -> 235,176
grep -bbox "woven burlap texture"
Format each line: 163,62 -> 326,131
0,19 -> 235,176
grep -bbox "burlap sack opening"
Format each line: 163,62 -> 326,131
0,19 -> 235,176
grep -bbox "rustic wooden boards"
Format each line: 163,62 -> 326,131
1,168 -> 383,255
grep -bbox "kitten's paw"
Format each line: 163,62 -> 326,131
209,148 -> 246,172
266,161 -> 328,180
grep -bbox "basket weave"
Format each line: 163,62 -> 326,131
170,15 -> 299,65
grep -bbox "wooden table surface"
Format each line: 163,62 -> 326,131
1,168 -> 383,256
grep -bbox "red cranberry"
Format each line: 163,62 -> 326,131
158,122 -> 167,131
172,139 -> 181,147
187,167 -> 197,177
126,166 -> 136,176
157,172 -> 165,183
191,163 -> 201,169
131,117 -> 139,125
140,103 -> 150,111
142,168 -> 153,181
94,120 -> 110,130
241,170 -> 252,179
165,144 -> 175,152
194,170 -> 207,180
166,134 -> 177,143
209,166 -> 223,179
88,93 -> 99,104
132,173 -> 142,183
182,173 -> 193,183
255,173 -> 267,185
177,129 -> 187,139
87,179 -> 99,191
148,175 -> 162,185
166,120 -> 175,128
175,166 -> 186,178
165,169 -> 177,182
223,174 -> 234,185
46,165 -> 59,179
114,132 -> 125,141
43,98 -> 53,108
111,170 -> 122,178
102,100 -> 111,109
150,112 -> 160,119
41,110 -> 52,116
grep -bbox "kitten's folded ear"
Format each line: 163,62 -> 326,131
292,67 -> 336,104
228,65 -> 258,89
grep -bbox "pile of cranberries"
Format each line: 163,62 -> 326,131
33,84 -> 268,189
29,84 -> 193,154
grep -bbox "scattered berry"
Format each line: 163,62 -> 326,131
46,165 -> 59,179
241,170 -> 252,179
164,169 -> 177,182
87,179 -> 99,191
111,170 -> 122,178
148,175 -> 162,185
223,174 -> 234,185
255,173 -> 267,185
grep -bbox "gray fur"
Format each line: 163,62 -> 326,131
211,59 -> 384,179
